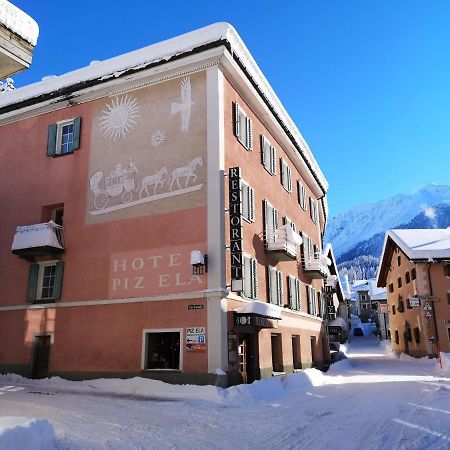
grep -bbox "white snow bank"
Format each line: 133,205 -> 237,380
0,417 -> 55,450
436,352 -> 450,375
0,1 -> 39,45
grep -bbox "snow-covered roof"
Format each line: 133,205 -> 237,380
328,316 -> 347,331
339,274 -> 351,299
234,301 -> 282,319
323,243 -> 345,301
377,228 -> 450,286
351,279 -> 386,299
0,22 -> 327,193
0,1 -> 39,46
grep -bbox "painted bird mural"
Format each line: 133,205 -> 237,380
171,77 -> 193,133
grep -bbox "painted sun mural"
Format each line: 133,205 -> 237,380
100,95 -> 141,141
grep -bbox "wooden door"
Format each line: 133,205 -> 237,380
238,337 -> 247,384
32,335 -> 51,379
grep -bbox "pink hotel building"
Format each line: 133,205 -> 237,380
0,23 -> 332,386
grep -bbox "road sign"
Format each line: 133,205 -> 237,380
186,326 -> 206,352
423,300 -> 432,311
425,311 -> 432,318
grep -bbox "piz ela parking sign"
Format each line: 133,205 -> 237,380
186,327 -> 206,353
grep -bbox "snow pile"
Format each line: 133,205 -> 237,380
234,300 -> 281,319
0,417 -> 55,450
0,1 -> 39,45
436,353 -> 450,375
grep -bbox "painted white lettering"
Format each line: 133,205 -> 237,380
123,278 -> 129,290
112,279 -> 121,290
113,259 -> 127,272
230,216 -> 241,226
158,274 -> 170,287
131,258 -> 144,271
175,273 -> 186,286
134,276 -> 145,289
148,255 -> 163,269
187,274 -> 202,285
169,253 -> 182,267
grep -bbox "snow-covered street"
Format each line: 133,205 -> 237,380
1,335 -> 449,449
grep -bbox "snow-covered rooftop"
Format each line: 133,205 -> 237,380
351,279 -> 386,300
234,300 -> 282,319
387,228 -> 450,260
0,1 -> 39,45
0,22 -> 327,192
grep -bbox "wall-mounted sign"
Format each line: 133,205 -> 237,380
408,297 -> 420,308
185,326 -> 206,352
380,303 -> 388,314
423,300 -> 432,311
229,167 -> 243,288
234,313 -> 278,329
187,304 -> 204,310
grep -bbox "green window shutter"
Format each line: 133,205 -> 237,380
27,264 -> 39,302
288,276 -> 294,309
53,262 -> 65,300
246,117 -> 253,150
277,271 -> 284,306
249,187 -> 255,222
73,117 -> 82,150
47,124 -> 57,156
251,258 -> 258,299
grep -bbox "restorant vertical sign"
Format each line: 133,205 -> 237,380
228,167 -> 243,288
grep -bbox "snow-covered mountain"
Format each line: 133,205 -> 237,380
325,184 -> 450,258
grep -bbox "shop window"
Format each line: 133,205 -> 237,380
292,335 -> 302,370
271,333 -> 283,373
234,102 -> 252,151
261,135 -> 276,175
47,117 -> 81,156
144,331 -> 180,370
27,261 -> 64,303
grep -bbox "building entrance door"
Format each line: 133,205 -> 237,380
238,333 -> 257,384
31,335 -> 51,379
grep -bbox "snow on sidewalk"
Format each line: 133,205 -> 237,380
0,417 -> 55,450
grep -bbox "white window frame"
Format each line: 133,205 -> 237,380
268,266 -> 284,306
284,217 -> 297,233
234,103 -> 253,151
288,276 -> 301,311
280,158 -> 292,193
307,285 -> 317,316
241,180 -> 255,223
297,181 -> 307,210
141,328 -> 183,371
243,254 -> 258,299
264,200 -> 279,245
261,135 -> 276,175
309,197 -> 318,224
55,118 -> 76,155
36,261 -> 58,301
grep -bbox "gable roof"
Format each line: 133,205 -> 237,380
377,228 -> 450,286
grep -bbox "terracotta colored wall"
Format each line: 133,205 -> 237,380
223,77 -> 324,309
0,299 -> 208,373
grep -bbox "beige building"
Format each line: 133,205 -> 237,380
0,1 -> 39,79
377,229 -> 450,357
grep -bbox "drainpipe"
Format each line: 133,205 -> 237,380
427,262 -> 441,354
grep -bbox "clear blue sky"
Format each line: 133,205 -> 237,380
11,1 -> 450,218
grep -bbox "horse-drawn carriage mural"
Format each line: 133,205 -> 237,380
89,156 -> 203,214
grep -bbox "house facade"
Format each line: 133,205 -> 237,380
0,23 -> 331,386
377,229 -> 450,357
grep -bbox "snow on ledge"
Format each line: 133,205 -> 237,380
0,417 -> 55,450
0,1 -> 39,45
234,301 -> 282,319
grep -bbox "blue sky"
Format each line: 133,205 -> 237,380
11,1 -> 450,217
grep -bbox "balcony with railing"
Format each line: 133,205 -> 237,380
12,221 -> 64,259
302,254 -> 329,279
265,225 -> 303,261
